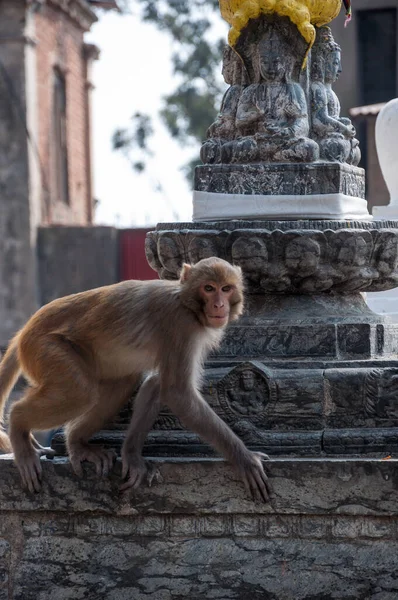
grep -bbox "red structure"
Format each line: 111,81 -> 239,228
120,229 -> 158,281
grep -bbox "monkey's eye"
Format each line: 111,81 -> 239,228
204,284 -> 215,292
222,285 -> 232,292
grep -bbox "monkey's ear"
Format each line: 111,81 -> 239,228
180,263 -> 192,283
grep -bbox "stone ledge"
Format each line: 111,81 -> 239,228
0,455 -> 397,517
2,456 -> 398,599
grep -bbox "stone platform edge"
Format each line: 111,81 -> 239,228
0,455 -> 398,518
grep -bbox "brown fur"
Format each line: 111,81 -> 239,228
0,257 -> 269,501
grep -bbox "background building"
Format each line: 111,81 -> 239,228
0,0 -> 116,346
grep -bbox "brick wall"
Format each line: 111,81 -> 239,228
34,2 -> 93,225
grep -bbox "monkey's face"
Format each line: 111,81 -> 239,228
200,282 -> 237,328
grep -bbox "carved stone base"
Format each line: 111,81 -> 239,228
145,220 -> 398,293
194,162 -> 365,198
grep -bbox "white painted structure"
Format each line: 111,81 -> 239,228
367,98 -> 398,320
193,191 -> 370,221
373,98 -> 398,220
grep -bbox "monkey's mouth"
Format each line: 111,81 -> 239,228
207,315 -> 228,325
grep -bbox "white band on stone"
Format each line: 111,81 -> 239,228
192,190 -> 371,222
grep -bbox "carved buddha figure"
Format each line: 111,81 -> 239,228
227,370 -> 266,415
310,26 -> 360,166
200,45 -> 248,164
232,26 -> 319,163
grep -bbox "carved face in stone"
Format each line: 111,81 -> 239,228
241,371 -> 255,391
325,49 -> 342,83
258,35 -> 287,82
221,46 -> 245,86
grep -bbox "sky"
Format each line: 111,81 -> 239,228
85,8 -> 223,228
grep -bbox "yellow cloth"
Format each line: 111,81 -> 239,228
219,0 -> 341,58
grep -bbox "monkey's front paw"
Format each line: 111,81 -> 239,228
120,455 -> 161,491
16,451 -> 42,494
240,451 -> 271,504
69,444 -> 116,478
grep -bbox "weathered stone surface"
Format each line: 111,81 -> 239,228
1,457 -> 398,599
324,428 -> 398,455
200,16 -> 361,172
1,456 -> 397,516
50,358 -> 398,457
201,15 -> 318,166
194,162 -> 365,197
10,536 -> 398,599
146,219 -> 398,293
310,26 -> 360,166
219,319 -> 398,360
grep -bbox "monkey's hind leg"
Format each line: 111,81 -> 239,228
9,380 -> 95,493
66,375 -> 139,479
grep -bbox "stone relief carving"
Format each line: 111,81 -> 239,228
233,21 -> 318,163
195,161 -> 365,199
152,407 -> 184,431
364,369 -> 398,420
200,16 -> 360,168
202,17 -> 319,165
200,46 -> 249,165
146,224 -> 398,294
310,26 -> 360,166
217,362 -> 276,426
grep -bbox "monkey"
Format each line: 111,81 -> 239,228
0,257 -> 270,502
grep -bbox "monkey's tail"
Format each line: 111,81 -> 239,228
0,335 -> 21,452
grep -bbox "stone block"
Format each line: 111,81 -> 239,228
337,324 -> 373,358
220,324 -> 337,358
0,458 -> 398,598
324,428 -> 398,455
194,162 -> 365,198
0,458 -> 398,600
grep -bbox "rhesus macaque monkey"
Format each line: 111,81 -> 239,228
0,257 -> 270,501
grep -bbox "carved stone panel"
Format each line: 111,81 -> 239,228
194,162 -> 365,197
218,325 -> 337,358
217,361 -> 276,426
146,220 -> 398,294
364,369 -> 398,421
325,367 -> 398,429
